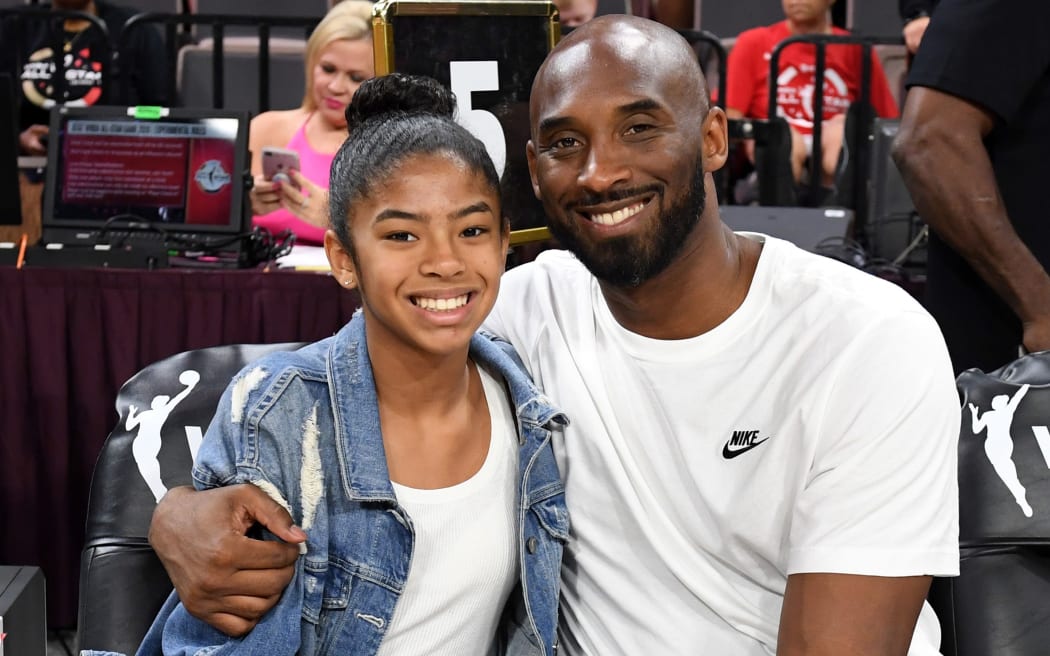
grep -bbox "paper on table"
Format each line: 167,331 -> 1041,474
276,245 -> 332,272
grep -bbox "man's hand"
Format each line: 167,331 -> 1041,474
149,485 -> 306,636
19,124 -> 48,156
902,15 -> 930,54
1022,316 -> 1050,355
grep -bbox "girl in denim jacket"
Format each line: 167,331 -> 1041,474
128,74 -> 569,656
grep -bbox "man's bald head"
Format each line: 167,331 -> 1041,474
532,14 -> 710,127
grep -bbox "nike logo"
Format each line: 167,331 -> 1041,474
722,429 -> 771,459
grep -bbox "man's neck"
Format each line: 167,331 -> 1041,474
597,210 -> 762,341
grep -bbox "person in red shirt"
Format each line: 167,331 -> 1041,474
726,0 -> 898,188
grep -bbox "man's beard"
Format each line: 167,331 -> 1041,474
545,156 -> 707,288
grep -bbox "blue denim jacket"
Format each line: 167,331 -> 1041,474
124,315 -> 569,656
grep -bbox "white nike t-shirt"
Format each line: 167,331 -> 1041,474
484,235 -> 960,655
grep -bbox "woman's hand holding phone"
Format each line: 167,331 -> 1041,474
278,170 -> 328,229
251,147 -> 327,227
249,174 -> 284,217
261,146 -> 301,186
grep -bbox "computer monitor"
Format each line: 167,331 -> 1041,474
40,105 -> 251,250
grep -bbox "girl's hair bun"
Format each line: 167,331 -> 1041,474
344,73 -> 456,132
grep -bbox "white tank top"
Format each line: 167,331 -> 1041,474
376,364 -> 519,656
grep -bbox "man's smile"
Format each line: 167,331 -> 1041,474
570,189 -> 660,230
586,201 -> 647,226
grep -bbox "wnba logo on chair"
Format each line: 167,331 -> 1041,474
968,383 -> 1050,518
126,370 -> 205,504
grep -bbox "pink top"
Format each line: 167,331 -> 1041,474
252,114 -> 335,246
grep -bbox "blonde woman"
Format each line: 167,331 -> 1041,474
248,0 -> 374,245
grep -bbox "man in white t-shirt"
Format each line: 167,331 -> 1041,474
148,15 -> 960,655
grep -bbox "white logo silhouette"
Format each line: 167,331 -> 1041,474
127,370 -> 200,503
969,383 -> 1033,517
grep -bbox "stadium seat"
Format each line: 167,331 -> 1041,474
110,0 -> 182,13
76,342 -> 305,656
195,0 -> 328,15
177,36 -> 306,112
193,0 -> 328,39
929,350 -> 1050,656
727,116 -> 797,206
874,43 -> 908,109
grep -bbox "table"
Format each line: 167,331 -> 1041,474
0,265 -> 361,628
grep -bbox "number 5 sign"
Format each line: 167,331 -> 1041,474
372,0 -> 560,239
450,60 -> 506,178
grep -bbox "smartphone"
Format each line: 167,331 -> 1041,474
261,146 -> 301,184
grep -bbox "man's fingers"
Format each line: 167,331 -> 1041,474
219,568 -> 295,600
149,485 -> 298,635
231,534 -> 302,571
191,592 -> 284,623
194,611 -> 263,638
231,484 -> 306,544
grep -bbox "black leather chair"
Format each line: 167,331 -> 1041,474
930,351 -> 1050,656
76,342 -> 305,655
726,116 -> 797,207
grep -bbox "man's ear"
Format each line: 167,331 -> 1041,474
324,230 -> 357,289
701,106 -> 729,173
526,140 -> 542,201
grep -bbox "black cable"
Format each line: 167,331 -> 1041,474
95,213 -> 155,247
94,213 -> 299,267
242,226 -> 295,265
815,236 -> 869,269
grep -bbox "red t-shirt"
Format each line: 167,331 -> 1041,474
726,21 -> 899,136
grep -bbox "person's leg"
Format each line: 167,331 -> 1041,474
789,125 -> 807,182
820,113 -> 846,187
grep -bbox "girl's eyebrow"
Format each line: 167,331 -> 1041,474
374,208 -> 420,223
374,201 -> 494,223
453,201 -> 494,219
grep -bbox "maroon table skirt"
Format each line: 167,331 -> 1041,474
0,266 -> 361,628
